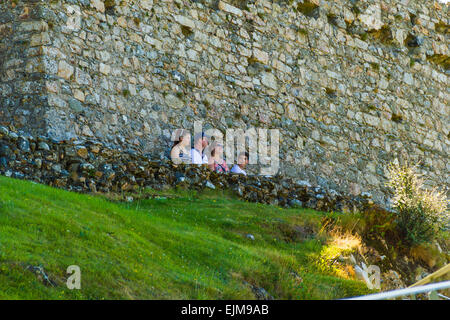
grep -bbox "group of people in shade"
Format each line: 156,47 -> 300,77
170,129 -> 249,175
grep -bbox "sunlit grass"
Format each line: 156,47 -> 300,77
313,225 -> 363,280
0,176 -> 372,299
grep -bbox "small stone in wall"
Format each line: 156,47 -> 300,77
286,104 -> 298,121
205,181 -> 215,189
58,61 -> 74,80
403,73 -> 414,85
117,16 -> 127,28
76,146 -> 89,159
218,1 -> 243,17
82,126 -> 94,137
38,142 -> 50,151
74,89 -> 85,102
261,72 -> 278,90
91,0 -> 105,13
165,94 -> 184,109
359,4 -> 383,30
252,48 -> 269,65
66,11 -> 81,31
140,0 -> 153,11
20,7 -> 30,20
68,98 -> 83,113
18,137 -> 30,153
99,63 -> 111,75
174,15 -> 195,29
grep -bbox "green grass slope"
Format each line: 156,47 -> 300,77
0,175 -> 372,299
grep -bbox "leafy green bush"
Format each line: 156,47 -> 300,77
386,162 -> 449,245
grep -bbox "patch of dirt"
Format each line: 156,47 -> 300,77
277,222 -> 317,243
25,265 -> 58,287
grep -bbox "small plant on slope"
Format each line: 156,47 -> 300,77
386,161 -> 449,246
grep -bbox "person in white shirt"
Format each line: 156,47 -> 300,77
231,152 -> 249,176
190,132 -> 209,165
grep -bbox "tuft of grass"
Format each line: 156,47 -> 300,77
297,1 -> 320,19
391,113 -> 403,123
175,91 -> 184,99
426,54 -> 450,70
105,0 -> 115,9
435,21 -> 449,35
325,87 -> 337,98
297,28 -> 308,36
394,14 -> 403,22
0,176 -> 372,299
351,5 -> 361,15
369,26 -> 394,45
104,0 -> 116,15
122,89 -> 130,98
181,26 -> 193,38
369,62 -> 380,71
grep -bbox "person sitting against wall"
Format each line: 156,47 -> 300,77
191,132 -> 209,165
208,141 -> 229,173
230,152 -> 249,176
170,129 -> 192,164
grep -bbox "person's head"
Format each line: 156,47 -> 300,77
209,141 -> 224,159
193,132 -> 209,150
172,129 -> 191,148
237,152 -> 249,169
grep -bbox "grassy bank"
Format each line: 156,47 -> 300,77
0,175 -> 372,299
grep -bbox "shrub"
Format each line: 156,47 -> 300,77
386,162 -> 449,245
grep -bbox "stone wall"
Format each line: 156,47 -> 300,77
0,124 -> 378,215
0,0 -> 449,204
0,0 -> 49,133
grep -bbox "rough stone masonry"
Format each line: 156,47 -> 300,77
0,0 -> 449,204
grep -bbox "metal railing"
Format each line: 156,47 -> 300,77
345,263 -> 450,300
345,280 -> 450,300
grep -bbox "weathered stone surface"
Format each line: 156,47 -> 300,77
359,4 -> 383,30
58,61 -> 74,80
0,0 -> 448,204
165,94 -> 184,109
68,98 -> 83,113
99,63 -> 111,75
253,48 -> 269,65
174,15 -> 195,29
140,0 -> 153,11
261,72 -> 278,90
90,0 -> 105,13
218,1 -> 243,17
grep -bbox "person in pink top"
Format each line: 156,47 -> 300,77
208,142 -> 229,173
